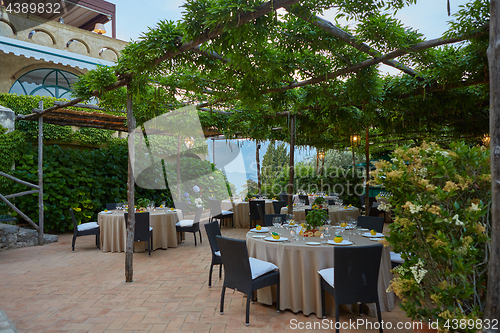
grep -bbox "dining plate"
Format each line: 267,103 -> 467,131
370,237 -> 384,241
264,237 -> 288,242
252,235 -> 266,238
100,211 -> 113,214
305,241 -> 321,246
362,232 -> 384,238
327,240 -> 353,246
250,227 -> 269,233
358,228 -> 369,232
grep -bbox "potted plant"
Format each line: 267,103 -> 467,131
312,196 -> 326,208
303,208 -> 328,237
371,142 -> 491,332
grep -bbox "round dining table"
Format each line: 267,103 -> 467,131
246,227 -> 395,318
281,205 -> 360,223
221,199 -> 276,228
97,209 -> 182,252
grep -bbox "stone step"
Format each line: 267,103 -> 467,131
0,223 -> 58,251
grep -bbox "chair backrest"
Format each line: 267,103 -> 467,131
279,193 -> 289,202
357,216 -> 385,233
264,214 -> 287,227
249,200 -> 265,220
327,199 -> 335,205
334,244 -> 383,305
358,195 -> 376,209
272,201 -> 286,215
124,212 -> 150,242
368,203 -> 383,217
208,198 -> 222,217
174,201 -> 188,219
69,208 -> 78,233
204,221 -> 221,254
305,208 -> 328,216
106,203 -> 118,210
216,236 -> 252,288
256,204 -> 265,222
298,195 -> 309,205
193,205 -> 203,224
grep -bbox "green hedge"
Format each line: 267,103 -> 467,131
1,144 -> 173,232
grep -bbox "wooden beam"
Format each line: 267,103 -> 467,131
0,172 -> 40,189
4,190 -> 39,199
125,86 -> 136,283
484,0 -> 500,327
0,194 -> 39,231
286,7 -> 420,77
288,115 -> 296,214
38,101 -> 44,245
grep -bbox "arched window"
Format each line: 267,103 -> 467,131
9,68 -> 79,99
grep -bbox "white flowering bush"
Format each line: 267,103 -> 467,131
372,142 -> 491,331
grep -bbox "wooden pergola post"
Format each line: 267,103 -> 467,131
125,87 -> 136,283
256,140 -> 261,194
38,101 -> 44,245
364,128 -> 370,216
287,115 -> 295,213
484,0 -> 500,327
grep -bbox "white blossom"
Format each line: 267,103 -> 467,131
410,259 -> 428,284
469,203 -> 480,212
452,214 -> 464,226
409,203 -> 423,214
378,202 -> 392,212
194,198 -> 203,206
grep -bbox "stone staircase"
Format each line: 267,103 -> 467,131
0,223 -> 58,251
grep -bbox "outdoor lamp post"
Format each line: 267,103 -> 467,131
349,134 -> 360,177
185,136 -> 194,149
316,149 -> 325,175
482,134 -> 491,147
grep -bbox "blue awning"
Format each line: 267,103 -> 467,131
0,36 -> 114,71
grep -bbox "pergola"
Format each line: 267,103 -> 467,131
11,0 -> 499,324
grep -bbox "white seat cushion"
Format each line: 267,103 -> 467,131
390,252 -> 404,263
318,267 -> 334,288
77,222 -> 99,232
176,219 -> 194,227
149,227 -> 153,231
221,210 -> 233,215
214,251 -> 220,257
249,257 -> 278,280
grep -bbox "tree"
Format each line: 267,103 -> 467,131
261,142 -> 289,188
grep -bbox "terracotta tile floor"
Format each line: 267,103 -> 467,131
0,217 -> 413,332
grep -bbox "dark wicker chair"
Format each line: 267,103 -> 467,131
176,206 -> 203,246
298,195 -> 309,205
357,216 -> 385,233
319,244 -> 384,333
249,200 -> 265,228
272,201 -> 287,215
204,221 -> 223,287
105,203 -> 118,210
216,236 -> 280,326
70,208 -> 100,252
263,214 -> 287,227
208,198 -> 234,228
124,211 -> 153,256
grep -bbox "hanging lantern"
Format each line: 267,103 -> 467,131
184,136 -> 194,149
350,134 -> 360,147
318,149 -> 325,160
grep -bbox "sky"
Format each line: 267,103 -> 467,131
99,0 -> 470,193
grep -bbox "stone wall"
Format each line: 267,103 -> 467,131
0,223 -> 58,250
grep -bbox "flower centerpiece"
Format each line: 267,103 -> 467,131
371,142 -> 491,332
303,208 -> 328,237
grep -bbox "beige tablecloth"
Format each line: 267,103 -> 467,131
221,200 -> 275,228
281,205 -> 360,223
98,209 -> 181,252
246,229 -> 395,318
